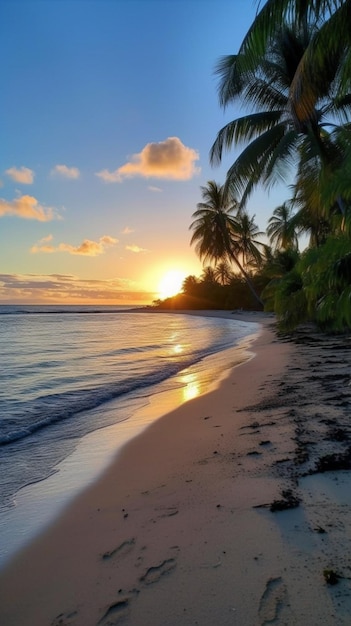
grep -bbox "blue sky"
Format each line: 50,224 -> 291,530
1,0 -> 288,304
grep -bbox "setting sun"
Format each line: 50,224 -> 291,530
157,270 -> 186,299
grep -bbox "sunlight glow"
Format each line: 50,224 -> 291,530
157,270 -> 186,299
181,372 -> 200,402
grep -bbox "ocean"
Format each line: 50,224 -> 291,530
0,305 -> 260,567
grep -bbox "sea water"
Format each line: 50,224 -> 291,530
0,305 -> 260,567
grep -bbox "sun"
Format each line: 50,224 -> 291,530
157,270 -> 186,299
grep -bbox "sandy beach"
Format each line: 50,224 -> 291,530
1,311 -> 351,625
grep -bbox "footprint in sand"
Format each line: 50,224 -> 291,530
98,597 -> 132,625
155,506 -> 179,519
51,610 -> 78,625
139,558 -> 176,585
258,576 -> 288,624
98,588 -> 141,626
102,538 -> 135,560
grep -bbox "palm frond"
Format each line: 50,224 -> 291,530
210,111 -> 282,165
289,2 -> 351,124
214,54 -> 249,107
243,79 -> 288,111
222,124 -> 291,203
263,129 -> 298,185
240,1 -> 343,70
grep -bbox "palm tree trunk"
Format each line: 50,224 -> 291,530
230,254 -> 264,307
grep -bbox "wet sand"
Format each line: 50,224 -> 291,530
0,312 -> 350,625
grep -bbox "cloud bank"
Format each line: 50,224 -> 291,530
5,166 -> 34,184
0,273 -> 152,304
96,137 -> 200,183
0,195 -> 59,221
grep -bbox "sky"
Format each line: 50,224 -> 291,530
1,0 -> 289,305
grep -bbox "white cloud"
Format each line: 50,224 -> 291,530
5,166 -> 34,184
31,235 -> 118,256
125,244 -> 149,253
51,164 -> 80,179
121,227 -> 134,235
99,235 -> 117,246
148,185 -> 162,192
0,195 -> 59,221
96,137 -> 200,183
95,169 -> 120,183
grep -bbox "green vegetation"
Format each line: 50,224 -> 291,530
155,1 -> 351,332
152,267 -> 265,312
189,181 -> 264,306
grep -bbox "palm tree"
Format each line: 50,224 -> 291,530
201,266 -> 218,283
319,125 -> 351,214
214,261 -> 233,285
234,212 -> 264,269
189,181 -> 263,306
189,181 -> 238,263
238,1 -> 351,129
182,275 -> 199,296
289,161 -> 336,247
267,202 -> 299,250
210,21 -> 351,216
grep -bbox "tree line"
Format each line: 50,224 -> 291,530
156,1 -> 351,332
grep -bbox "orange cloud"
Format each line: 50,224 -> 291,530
5,166 -> 34,184
96,137 -> 200,183
0,195 -> 58,221
31,235 -> 118,256
51,164 -> 80,179
121,227 -> 134,234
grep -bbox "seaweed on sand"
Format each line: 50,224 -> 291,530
270,489 -> 300,512
323,569 -> 340,585
315,446 -> 351,473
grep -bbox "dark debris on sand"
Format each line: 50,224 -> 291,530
269,326 -> 351,481
314,447 -> 351,473
270,489 -> 301,512
242,325 -> 351,517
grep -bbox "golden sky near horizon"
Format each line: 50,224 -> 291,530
1,1 -> 285,305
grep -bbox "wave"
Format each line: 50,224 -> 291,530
0,305 -> 139,316
0,310 -> 259,449
0,348 -> 216,447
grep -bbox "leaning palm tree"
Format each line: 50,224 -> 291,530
267,202 -> 299,251
210,20 -> 351,214
189,181 -> 263,306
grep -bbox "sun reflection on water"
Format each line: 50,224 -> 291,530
181,372 -> 200,402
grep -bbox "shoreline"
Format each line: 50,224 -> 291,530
0,310 -> 261,570
1,313 -> 351,624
